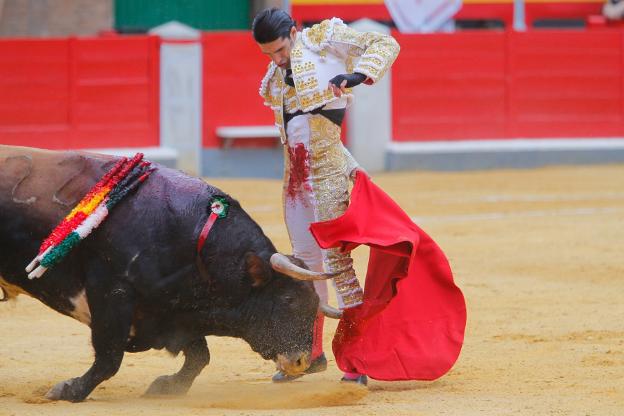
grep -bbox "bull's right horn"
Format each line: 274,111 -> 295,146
270,253 -> 336,281
319,302 -> 343,319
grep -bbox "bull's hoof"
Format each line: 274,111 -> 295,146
45,377 -> 85,402
144,375 -> 190,396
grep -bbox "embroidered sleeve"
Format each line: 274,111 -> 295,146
259,62 -> 278,107
301,17 -> 344,52
330,21 -> 400,84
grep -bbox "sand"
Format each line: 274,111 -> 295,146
1,164 -> 622,415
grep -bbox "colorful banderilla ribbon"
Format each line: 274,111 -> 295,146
25,153 -> 155,279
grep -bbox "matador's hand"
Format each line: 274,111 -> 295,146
328,73 -> 367,97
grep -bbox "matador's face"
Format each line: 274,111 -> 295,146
258,26 -> 297,70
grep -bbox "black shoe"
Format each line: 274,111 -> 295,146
340,374 -> 368,386
272,353 -> 328,383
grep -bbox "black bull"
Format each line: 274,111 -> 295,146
0,145 -> 329,402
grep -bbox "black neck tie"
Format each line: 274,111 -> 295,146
284,69 -> 295,87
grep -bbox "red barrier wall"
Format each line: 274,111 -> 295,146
202,32 -> 275,148
0,35 -> 159,149
3,30 -> 624,150
508,30 -> 623,137
392,31 -> 508,141
393,29 -> 624,141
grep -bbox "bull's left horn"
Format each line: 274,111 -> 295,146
320,302 -> 343,319
270,253 -> 336,281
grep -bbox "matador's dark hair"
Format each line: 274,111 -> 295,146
252,8 -> 296,44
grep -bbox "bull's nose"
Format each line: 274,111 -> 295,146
276,351 -> 311,376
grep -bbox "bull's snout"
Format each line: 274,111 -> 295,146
275,351 -> 311,376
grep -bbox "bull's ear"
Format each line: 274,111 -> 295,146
245,252 -> 272,288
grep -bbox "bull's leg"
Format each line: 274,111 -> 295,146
144,338 -> 209,396
46,277 -> 134,402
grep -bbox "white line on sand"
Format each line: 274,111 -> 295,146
411,207 -> 623,224
437,192 -> 624,203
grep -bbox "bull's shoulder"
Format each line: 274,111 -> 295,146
0,147 -> 117,221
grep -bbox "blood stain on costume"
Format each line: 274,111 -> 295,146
287,143 -> 312,205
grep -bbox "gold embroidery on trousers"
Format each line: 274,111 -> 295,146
308,115 -> 363,308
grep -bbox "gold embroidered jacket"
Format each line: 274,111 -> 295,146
259,17 -> 400,144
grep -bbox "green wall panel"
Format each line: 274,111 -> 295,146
115,0 -> 250,32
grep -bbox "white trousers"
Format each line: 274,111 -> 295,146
283,113 -> 363,309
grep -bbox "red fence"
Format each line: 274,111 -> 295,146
2,30 -> 624,150
393,29 -> 624,141
393,31 -> 507,141
201,32 -> 274,148
508,30 -> 623,138
0,35 -> 159,149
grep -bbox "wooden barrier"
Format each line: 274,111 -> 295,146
0,35 -> 159,149
393,29 -> 624,140
2,28 -> 624,152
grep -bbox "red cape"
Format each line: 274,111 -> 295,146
309,172 -> 466,381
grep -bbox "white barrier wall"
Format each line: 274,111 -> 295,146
347,19 -> 393,173
150,22 -> 202,176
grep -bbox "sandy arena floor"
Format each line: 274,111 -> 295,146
1,164 -> 623,415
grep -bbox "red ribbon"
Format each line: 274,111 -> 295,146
197,212 -> 218,254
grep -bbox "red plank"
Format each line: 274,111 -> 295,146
392,31 -> 507,141
0,36 -> 159,149
0,40 -> 69,127
202,32 -> 276,148
66,36 -> 158,148
508,30 -> 623,137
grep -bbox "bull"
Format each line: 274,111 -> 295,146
0,145 -> 340,402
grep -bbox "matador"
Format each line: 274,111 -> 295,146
254,8 -> 400,385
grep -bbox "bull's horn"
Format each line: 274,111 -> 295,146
320,302 -> 343,319
270,253 -> 336,281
